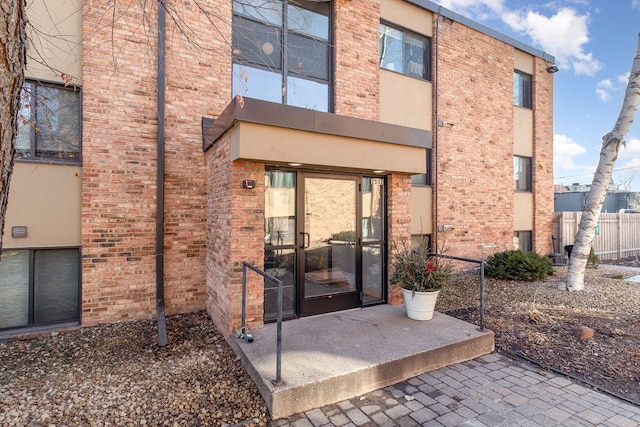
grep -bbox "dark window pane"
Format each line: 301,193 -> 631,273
362,177 -> 384,242
411,174 -> 427,185
287,33 -> 329,80
515,231 -> 533,252
233,63 -> 283,103
233,16 -> 282,69
379,24 -> 403,73
34,249 -> 79,324
404,33 -> 426,79
287,76 -> 328,111
288,1 -> 329,40
411,234 -> 432,251
35,86 -> 81,160
233,0 -> 283,26
0,250 -> 29,329
15,83 -> 33,157
514,71 -> 532,108
264,248 -> 296,321
363,245 -> 383,304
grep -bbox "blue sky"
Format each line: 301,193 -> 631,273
430,0 -> 640,191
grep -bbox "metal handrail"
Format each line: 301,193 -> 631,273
241,262 -> 285,386
428,253 -> 486,332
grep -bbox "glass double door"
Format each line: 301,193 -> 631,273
264,171 -> 385,321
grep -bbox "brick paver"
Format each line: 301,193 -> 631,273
273,353 -> 640,426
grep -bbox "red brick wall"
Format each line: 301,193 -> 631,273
387,174 -> 412,305
334,0 -> 380,120
205,131 -> 265,336
434,18 -> 517,259
532,58 -> 554,255
81,0 -> 231,324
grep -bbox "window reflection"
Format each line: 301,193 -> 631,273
232,0 -> 332,111
232,64 -> 282,103
265,171 -> 296,246
287,77 -> 329,112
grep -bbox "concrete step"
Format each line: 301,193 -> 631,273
230,305 -> 494,419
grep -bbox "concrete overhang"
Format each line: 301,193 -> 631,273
202,97 -> 431,174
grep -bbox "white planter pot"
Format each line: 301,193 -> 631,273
402,288 -> 440,320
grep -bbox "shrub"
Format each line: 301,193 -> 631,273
484,250 -> 553,281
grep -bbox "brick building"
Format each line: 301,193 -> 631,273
1,0 -> 554,336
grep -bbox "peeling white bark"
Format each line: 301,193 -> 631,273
564,33 -> 640,291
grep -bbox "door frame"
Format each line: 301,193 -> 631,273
296,172 -> 362,317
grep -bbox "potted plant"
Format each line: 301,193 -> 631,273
390,239 -> 453,320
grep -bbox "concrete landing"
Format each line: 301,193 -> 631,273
229,305 -> 494,419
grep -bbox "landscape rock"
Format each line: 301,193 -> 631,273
572,326 -> 595,340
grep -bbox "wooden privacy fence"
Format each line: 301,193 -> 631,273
553,212 -> 640,261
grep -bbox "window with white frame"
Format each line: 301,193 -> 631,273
16,81 -> 81,162
514,156 -> 532,192
232,0 -> 332,112
379,22 -> 431,80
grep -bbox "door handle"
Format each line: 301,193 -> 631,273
300,232 -> 310,249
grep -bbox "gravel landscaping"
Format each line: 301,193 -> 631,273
0,312 -> 269,426
1,262 -> 638,425
438,262 -> 640,404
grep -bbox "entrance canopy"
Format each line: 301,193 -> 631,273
202,97 -> 431,174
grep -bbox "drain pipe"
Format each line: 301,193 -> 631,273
155,0 -> 168,347
433,7 -> 441,250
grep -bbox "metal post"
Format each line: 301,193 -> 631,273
273,277 -> 283,386
240,262 -> 285,386
241,264 -> 247,331
479,260 -> 485,332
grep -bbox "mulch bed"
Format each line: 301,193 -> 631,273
447,306 -> 640,404
439,259 -> 640,405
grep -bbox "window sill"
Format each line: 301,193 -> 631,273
14,158 -> 82,166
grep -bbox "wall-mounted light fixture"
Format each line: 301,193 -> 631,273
437,120 -> 454,128
288,162 -> 302,167
546,65 -> 559,74
11,226 -> 27,238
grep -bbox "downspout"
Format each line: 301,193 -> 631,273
433,7 -> 441,250
156,0 -> 168,346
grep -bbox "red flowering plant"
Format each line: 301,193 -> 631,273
389,238 -> 454,293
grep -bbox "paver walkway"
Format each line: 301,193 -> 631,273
271,353 -> 640,427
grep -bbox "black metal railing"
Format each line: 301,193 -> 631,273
428,253 -> 486,332
241,262 -> 285,386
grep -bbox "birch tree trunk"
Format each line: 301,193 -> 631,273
0,1 -> 27,256
564,33 -> 640,291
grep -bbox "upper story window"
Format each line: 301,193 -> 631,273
513,70 -> 532,109
16,81 -> 81,163
411,148 -> 432,186
232,0 -> 331,112
514,155 -> 532,192
379,22 -> 431,81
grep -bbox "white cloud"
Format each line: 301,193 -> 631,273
595,79 -> 613,102
618,72 -> 631,84
502,7 -> 601,76
595,73 -> 631,102
633,0 -> 640,10
619,136 -> 640,159
432,1 -> 601,76
554,134 -> 587,170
